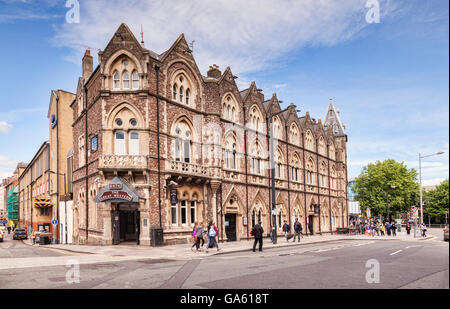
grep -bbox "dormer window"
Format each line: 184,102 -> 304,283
171,72 -> 193,106
110,56 -> 140,91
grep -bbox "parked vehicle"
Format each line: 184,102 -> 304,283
35,230 -> 53,244
444,227 -> 449,241
12,228 -> 27,240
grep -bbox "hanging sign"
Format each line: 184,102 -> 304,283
243,216 -> 248,226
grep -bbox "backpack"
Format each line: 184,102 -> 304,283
208,226 -> 216,237
252,225 -> 262,238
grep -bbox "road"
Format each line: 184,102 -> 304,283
0,232 -> 448,289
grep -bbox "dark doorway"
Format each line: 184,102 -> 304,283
308,215 -> 314,235
112,204 -> 140,245
225,214 -> 237,242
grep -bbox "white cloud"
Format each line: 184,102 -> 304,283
52,0 -> 398,75
0,121 -> 12,134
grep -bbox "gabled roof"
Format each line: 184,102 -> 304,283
323,99 -> 346,137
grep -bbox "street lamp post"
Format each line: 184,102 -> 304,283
386,185 -> 396,222
419,151 -> 444,225
269,106 -> 290,244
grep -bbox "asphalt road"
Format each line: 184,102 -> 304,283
0,233 -> 448,289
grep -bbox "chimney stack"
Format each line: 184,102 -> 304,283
207,64 -> 221,79
82,49 -> 93,82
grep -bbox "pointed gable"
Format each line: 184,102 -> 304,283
324,99 -> 346,137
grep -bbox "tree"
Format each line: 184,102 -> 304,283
423,180 -> 449,223
353,159 -> 420,219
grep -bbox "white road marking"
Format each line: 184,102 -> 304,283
390,250 -> 402,256
405,245 -> 421,249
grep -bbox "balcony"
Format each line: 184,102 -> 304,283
99,155 -> 148,171
167,160 -> 210,178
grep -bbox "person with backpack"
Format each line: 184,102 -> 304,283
197,222 -> 205,249
282,220 -> 291,242
293,218 -> 302,242
385,221 -> 392,236
252,221 -> 264,252
206,221 -> 219,253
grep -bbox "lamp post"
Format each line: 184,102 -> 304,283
386,185 -> 396,222
49,171 -> 67,244
419,151 -> 444,225
269,106 -> 290,244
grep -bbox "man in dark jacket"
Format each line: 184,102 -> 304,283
293,218 -> 302,242
282,220 -> 291,242
252,221 -> 264,252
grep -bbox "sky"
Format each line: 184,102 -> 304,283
0,0 -> 448,186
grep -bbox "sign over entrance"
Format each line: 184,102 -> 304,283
94,177 -> 141,203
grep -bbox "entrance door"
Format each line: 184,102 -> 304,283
118,204 -> 139,244
308,215 -> 314,235
112,210 -> 120,245
225,214 -> 237,242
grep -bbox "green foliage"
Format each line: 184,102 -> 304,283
353,159 -> 420,218
423,180 -> 449,222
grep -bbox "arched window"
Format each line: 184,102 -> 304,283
318,137 -> 326,156
290,123 -> 300,146
186,89 -> 190,105
172,73 -> 193,106
179,86 -> 184,103
331,167 -> 337,189
132,71 -> 139,89
173,120 -> 193,163
114,131 -> 126,155
109,56 -> 139,91
305,130 -> 315,151
319,162 -> 327,187
252,210 -> 256,227
113,71 -> 120,90
129,131 -> 139,155
180,200 -> 187,225
249,105 -> 263,132
275,148 -> 284,179
122,71 -> 130,89
306,158 -> 315,185
251,141 -> 263,175
190,201 -> 196,225
173,84 -> 178,101
222,94 -> 239,122
224,134 -> 238,170
273,116 -> 281,139
290,153 -> 301,182
329,143 -> 336,160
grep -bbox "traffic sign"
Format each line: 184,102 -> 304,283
52,219 -> 58,225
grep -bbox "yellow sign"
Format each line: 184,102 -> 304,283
34,198 -> 52,208
366,208 -> 371,218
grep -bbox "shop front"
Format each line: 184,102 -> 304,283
95,177 -> 142,245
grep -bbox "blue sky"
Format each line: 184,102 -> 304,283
0,0 -> 448,186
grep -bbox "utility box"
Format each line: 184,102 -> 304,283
151,228 -> 164,247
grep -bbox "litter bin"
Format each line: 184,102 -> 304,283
40,236 -> 51,245
151,228 -> 164,247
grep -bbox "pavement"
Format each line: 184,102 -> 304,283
21,228 -> 437,260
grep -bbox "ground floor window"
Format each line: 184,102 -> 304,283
171,204 -> 177,225
190,201 -> 196,225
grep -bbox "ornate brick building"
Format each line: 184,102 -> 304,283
71,23 -> 348,246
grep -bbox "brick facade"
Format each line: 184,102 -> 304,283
71,23 -> 348,246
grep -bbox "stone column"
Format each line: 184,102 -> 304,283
210,181 -> 220,224
102,202 -> 112,245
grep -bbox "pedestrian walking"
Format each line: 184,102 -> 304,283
391,221 -> 397,237
197,222 -> 205,248
191,222 -> 200,252
282,220 -> 291,242
7,225 -> 11,235
206,221 -> 219,253
252,221 -> 264,252
420,223 -> 427,237
30,230 -> 36,245
380,223 -> 385,236
293,218 -> 302,242
406,222 -> 411,235
385,222 -> 392,236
